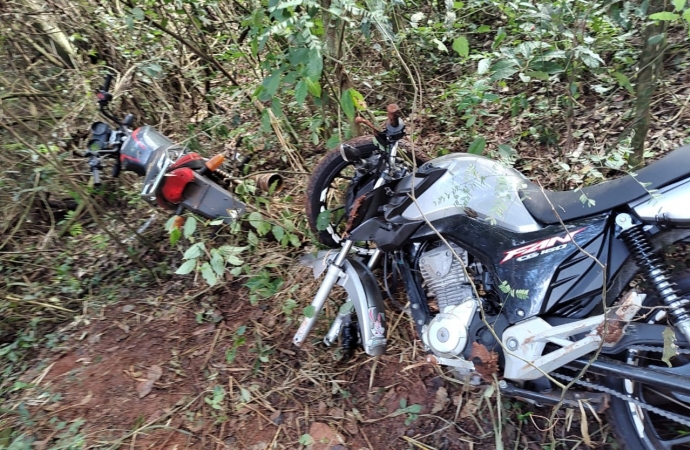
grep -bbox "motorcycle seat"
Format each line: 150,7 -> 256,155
521,144 -> 690,224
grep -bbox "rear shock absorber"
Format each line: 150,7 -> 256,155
616,213 -> 690,341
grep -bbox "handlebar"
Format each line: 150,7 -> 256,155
354,103 -> 404,141
103,74 -> 113,92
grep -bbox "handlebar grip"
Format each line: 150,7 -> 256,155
112,162 -> 121,178
93,168 -> 102,187
386,104 -> 401,128
103,74 -> 113,93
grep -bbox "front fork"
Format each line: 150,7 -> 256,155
293,244 -> 387,356
293,240 -> 355,347
322,249 -> 383,346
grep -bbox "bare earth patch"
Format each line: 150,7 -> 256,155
13,281 -> 613,449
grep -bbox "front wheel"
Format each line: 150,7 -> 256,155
305,135 -> 428,253
606,275 -> 690,450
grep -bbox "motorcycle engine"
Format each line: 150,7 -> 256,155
419,243 -> 479,359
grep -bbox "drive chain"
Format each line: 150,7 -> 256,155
550,347 -> 690,428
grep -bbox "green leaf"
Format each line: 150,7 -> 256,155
183,216 -> 197,238
307,50 -> 323,79
477,25 -> 491,32
227,255 -> 244,266
466,116 -> 476,127
467,137 -> 486,155
490,66 -> 519,81
433,38 -> 448,52
492,28 -> 507,49
272,225 -> 285,242
684,8 -> 690,22
183,242 -> 205,260
647,33 -> 665,45
261,108 -> 272,133
262,71 -> 281,97
247,230 -> 259,246
305,78 -> 321,98
498,144 -> 517,158
200,262 -> 218,286
613,72 -> 634,94
248,212 -> 263,228
316,210 -> 332,231
169,228 -> 181,246
349,88 -> 366,111
299,435 -> 314,446
175,259 -> 196,275
255,220 -> 271,236
303,305 -> 316,318
341,89 -> 356,120
295,79 -> 308,105
649,11 -> 680,20
131,7 -> 144,20
478,58 -> 491,75
452,36 -> 469,57
674,0 -> 686,10
210,250 -> 225,276
525,70 -> 549,81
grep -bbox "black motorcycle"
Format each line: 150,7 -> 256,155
300,104 -> 690,449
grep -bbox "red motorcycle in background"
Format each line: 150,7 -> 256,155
84,75 -> 254,225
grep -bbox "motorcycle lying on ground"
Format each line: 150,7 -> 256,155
298,105 -> 690,449
83,75 -> 260,226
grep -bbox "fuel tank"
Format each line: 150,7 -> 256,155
632,178 -> 690,226
400,153 -> 542,233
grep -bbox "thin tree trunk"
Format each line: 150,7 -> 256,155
630,0 -> 667,167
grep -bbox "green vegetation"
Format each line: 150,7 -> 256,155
2,0 -> 690,448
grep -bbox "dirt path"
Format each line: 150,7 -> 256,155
12,278 -> 614,450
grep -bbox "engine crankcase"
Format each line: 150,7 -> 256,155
423,300 -> 477,356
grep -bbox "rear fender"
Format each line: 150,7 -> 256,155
179,172 -> 246,223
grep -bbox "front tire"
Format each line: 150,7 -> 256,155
305,135 -> 428,252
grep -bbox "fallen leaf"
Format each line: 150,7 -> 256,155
663,326 -> 678,367
460,398 -> 479,419
122,304 -> 135,313
137,365 -> 163,398
79,391 -> 93,405
307,422 -> 345,450
431,386 -> 450,414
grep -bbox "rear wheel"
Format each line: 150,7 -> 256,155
607,276 -> 690,450
305,135 -> 428,254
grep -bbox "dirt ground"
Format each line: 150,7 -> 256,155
10,275 -> 618,450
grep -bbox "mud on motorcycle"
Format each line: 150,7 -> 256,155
299,104 -> 690,449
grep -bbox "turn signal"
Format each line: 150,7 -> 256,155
205,154 -> 225,172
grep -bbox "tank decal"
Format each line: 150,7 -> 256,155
500,228 -> 586,263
